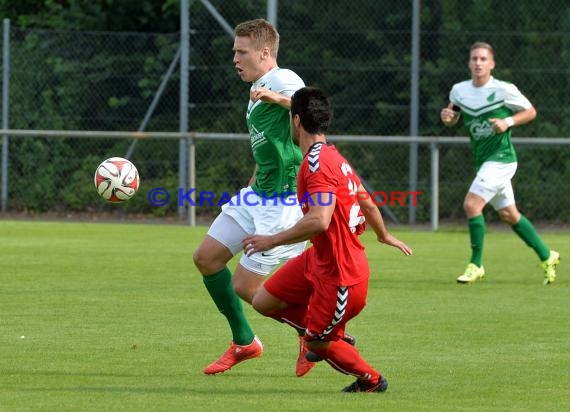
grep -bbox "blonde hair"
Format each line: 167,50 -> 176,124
234,19 -> 280,58
470,41 -> 494,58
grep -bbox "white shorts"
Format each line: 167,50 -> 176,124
469,161 -> 517,210
207,186 -> 306,275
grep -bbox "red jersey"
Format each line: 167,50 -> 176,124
297,142 -> 370,286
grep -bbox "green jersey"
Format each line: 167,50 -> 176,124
247,67 -> 304,196
449,76 -> 532,170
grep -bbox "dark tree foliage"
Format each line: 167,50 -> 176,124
1,0 -> 568,220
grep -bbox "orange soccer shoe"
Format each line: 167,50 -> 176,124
203,336 -> 263,375
296,336 -> 316,377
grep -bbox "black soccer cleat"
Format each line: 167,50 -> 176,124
341,375 -> 389,393
342,333 -> 356,346
305,350 -> 322,362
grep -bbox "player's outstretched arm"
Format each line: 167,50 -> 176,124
357,185 -> 412,256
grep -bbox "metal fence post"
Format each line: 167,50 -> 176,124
430,142 -> 439,231
267,0 -> 278,28
125,47 -> 181,160
1,19 -> 10,213
408,0 -> 421,224
187,136 -> 196,226
179,0 -> 189,221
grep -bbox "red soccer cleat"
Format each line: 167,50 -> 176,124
296,336 -> 316,377
203,336 -> 263,375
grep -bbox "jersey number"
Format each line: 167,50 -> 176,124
341,162 -> 363,233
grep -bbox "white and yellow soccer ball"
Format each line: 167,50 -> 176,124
94,157 -> 140,203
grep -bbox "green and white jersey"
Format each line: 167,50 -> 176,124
247,67 -> 305,196
449,76 -> 532,170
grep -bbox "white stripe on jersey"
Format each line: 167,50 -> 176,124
449,76 -> 532,117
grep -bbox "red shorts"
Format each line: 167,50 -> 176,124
264,247 -> 368,341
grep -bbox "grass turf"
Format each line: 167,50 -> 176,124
0,220 -> 568,411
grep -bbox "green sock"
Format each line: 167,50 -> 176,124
511,215 -> 550,261
468,215 -> 485,267
202,267 -> 255,345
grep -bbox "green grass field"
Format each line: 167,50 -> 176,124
0,220 -> 568,411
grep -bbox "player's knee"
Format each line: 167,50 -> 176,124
498,209 -> 519,225
193,248 -> 218,275
233,281 -> 255,304
192,249 -> 205,271
463,199 -> 474,214
251,288 -> 279,315
251,294 -> 269,315
463,200 -> 483,217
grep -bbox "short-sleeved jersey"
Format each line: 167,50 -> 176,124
247,67 -> 305,196
297,142 -> 370,286
449,76 -> 532,170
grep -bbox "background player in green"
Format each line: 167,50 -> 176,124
193,19 -> 307,374
440,41 -> 560,285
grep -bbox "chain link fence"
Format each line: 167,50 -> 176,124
1,1 -> 569,225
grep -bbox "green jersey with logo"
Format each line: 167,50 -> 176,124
247,67 -> 304,196
449,76 -> 532,170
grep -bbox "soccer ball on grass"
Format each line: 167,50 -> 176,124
94,157 -> 140,203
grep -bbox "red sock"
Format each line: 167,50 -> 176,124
311,339 -> 380,383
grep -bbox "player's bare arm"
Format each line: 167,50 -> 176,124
250,87 -> 292,109
440,103 -> 460,127
357,185 -> 412,256
489,105 -> 537,133
242,192 -> 335,255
